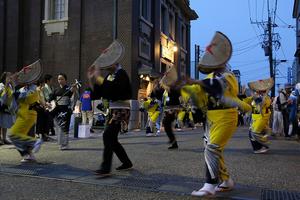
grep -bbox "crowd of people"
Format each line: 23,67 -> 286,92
1,33 -> 300,198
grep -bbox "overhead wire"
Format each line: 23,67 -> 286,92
234,42 -> 261,52
276,13 -> 296,29
248,0 -> 265,43
261,0 -> 265,21
272,0 -> 278,33
233,59 -> 268,68
231,58 -> 267,64
255,0 -> 258,22
232,43 -> 261,56
232,36 -> 259,45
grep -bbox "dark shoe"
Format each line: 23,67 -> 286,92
90,129 -> 95,133
93,169 -> 111,177
3,139 -> 11,145
116,163 -> 133,171
168,141 -> 178,150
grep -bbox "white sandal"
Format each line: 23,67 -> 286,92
191,183 -> 216,197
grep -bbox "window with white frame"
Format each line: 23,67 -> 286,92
44,0 -> 68,21
43,0 -> 69,35
140,0 -> 151,23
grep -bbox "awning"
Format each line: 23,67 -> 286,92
138,65 -> 161,78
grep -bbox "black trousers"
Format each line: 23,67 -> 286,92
36,109 -> 49,139
100,120 -> 132,172
282,109 -> 289,137
162,111 -> 177,143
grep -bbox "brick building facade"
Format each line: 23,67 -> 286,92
0,0 -> 198,99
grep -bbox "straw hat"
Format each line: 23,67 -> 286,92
159,66 -> 178,88
248,78 -> 274,92
93,40 -> 125,69
16,60 -> 42,84
198,31 -> 232,74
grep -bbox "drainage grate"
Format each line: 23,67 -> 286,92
117,177 -> 166,189
115,173 -> 202,194
0,163 -> 91,179
0,164 -> 40,176
261,189 -> 300,200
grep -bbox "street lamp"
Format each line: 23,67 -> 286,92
173,45 -> 178,52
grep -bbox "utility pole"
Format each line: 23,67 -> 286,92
250,0 -> 282,97
267,15 -> 275,96
195,44 -> 200,79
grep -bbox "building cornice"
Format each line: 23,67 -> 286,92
174,0 -> 198,20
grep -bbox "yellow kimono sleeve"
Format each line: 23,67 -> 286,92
220,73 -> 252,113
181,84 -> 207,112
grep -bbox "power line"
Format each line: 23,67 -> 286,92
234,59 -> 268,68
234,42 -> 261,52
275,13 -> 295,29
231,58 -> 267,64
232,44 -> 261,56
232,36 -> 259,45
273,0 -> 278,28
261,0 -> 265,21
239,66 -> 270,74
255,0 -> 258,22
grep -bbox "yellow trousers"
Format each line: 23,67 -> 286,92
206,108 -> 238,181
250,113 -> 271,146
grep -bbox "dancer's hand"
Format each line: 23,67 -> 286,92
87,65 -> 96,79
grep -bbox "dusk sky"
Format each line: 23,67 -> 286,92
190,0 -> 295,89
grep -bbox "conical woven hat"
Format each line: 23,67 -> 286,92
198,31 -> 232,73
93,40 -> 125,69
16,60 -> 42,84
248,78 -> 274,92
159,66 -> 178,87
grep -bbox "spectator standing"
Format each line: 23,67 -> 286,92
49,73 -> 77,150
80,87 -> 94,133
0,72 -> 16,145
287,90 -> 298,137
43,74 -> 55,136
279,85 -> 292,138
36,78 -> 49,141
272,94 -> 284,136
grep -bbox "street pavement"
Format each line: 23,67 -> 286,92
0,126 -> 300,200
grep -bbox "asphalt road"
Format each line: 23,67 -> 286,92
1,126 -> 300,199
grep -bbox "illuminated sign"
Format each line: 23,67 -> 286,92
161,46 -> 174,62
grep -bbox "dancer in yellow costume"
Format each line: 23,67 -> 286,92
142,98 -> 160,136
177,92 -> 194,129
8,61 -> 43,162
184,32 -> 251,197
245,78 -> 273,154
8,83 -> 41,162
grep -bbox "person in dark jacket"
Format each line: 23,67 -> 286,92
159,66 -> 182,149
88,40 -> 133,177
